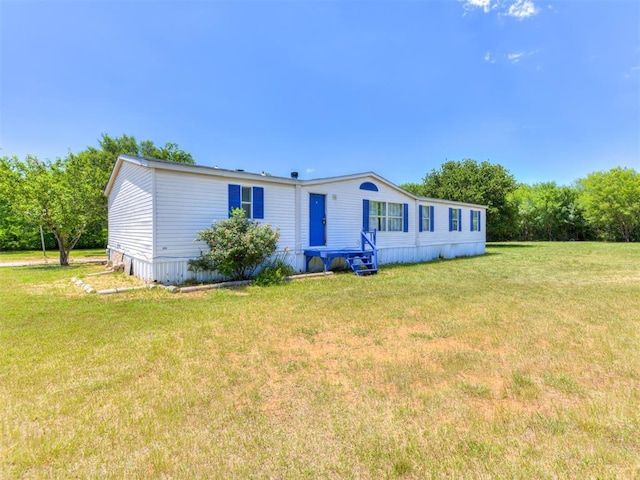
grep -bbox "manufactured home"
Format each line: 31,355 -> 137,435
105,155 -> 486,284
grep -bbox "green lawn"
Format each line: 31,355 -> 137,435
1,243 -> 639,478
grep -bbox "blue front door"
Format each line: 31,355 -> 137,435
309,194 -> 326,246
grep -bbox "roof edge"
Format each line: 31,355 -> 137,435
104,155 -> 487,208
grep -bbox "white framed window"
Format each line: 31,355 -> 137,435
364,200 -> 408,232
228,184 -> 264,219
420,205 -> 434,232
449,207 -> 462,232
387,202 -> 403,232
369,201 -> 404,232
241,186 -> 252,218
370,201 -> 387,231
470,210 -> 481,231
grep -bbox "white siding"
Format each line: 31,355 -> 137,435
300,176 -> 418,250
107,162 -> 154,260
139,169 -> 299,283
154,170 -> 297,260
300,177 -> 486,251
261,182 -> 297,252
107,157 -> 487,283
154,169 -> 225,260
417,203 -> 486,250
298,176 -> 486,272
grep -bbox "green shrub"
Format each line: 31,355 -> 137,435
188,209 -> 279,280
254,252 -> 296,286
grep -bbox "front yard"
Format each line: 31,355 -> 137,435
1,242 -> 638,478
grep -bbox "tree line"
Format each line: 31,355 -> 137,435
401,160 -> 639,242
1,137 -> 638,266
0,134 -> 194,265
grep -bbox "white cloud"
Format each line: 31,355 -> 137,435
507,52 -> 524,63
505,0 -> 538,19
461,0 -> 492,14
485,50 -> 536,65
624,66 -> 640,79
461,0 -> 539,19
305,168 -> 315,174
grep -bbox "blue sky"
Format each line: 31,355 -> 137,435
1,0 -> 638,186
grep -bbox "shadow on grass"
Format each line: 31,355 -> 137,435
487,243 -> 534,249
21,264 -> 87,271
380,254 -> 480,273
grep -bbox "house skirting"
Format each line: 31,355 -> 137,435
108,241 -> 485,284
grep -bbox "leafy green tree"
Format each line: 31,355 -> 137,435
0,134 -> 195,252
79,133 -> 196,218
509,184 -> 536,240
399,182 -> 426,196
0,197 -> 57,250
0,154 -> 105,265
510,183 -> 591,241
96,133 -> 195,166
189,209 -> 280,280
420,159 -> 518,240
577,167 -> 640,242
69,134 -> 195,250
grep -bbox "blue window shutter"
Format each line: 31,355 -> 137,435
458,208 -> 463,231
478,211 -> 481,232
228,184 -> 241,216
430,206 -> 435,232
449,208 -> 453,231
253,186 -> 264,219
470,210 -> 474,231
403,203 -> 409,232
419,205 -> 423,232
362,199 -> 369,231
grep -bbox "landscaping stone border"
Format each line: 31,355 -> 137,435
71,271 -> 334,296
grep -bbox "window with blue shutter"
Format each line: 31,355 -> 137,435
228,184 -> 264,219
253,186 -> 264,219
449,207 -> 461,231
420,205 -> 435,232
470,210 -> 481,232
241,186 -> 252,217
403,203 -> 409,232
228,184 -> 241,216
419,205 -> 423,232
387,203 -> 402,231
365,200 -> 406,232
362,199 -> 370,231
430,206 -> 435,232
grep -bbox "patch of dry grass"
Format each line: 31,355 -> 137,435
1,243 -> 639,478
79,270 -> 149,292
